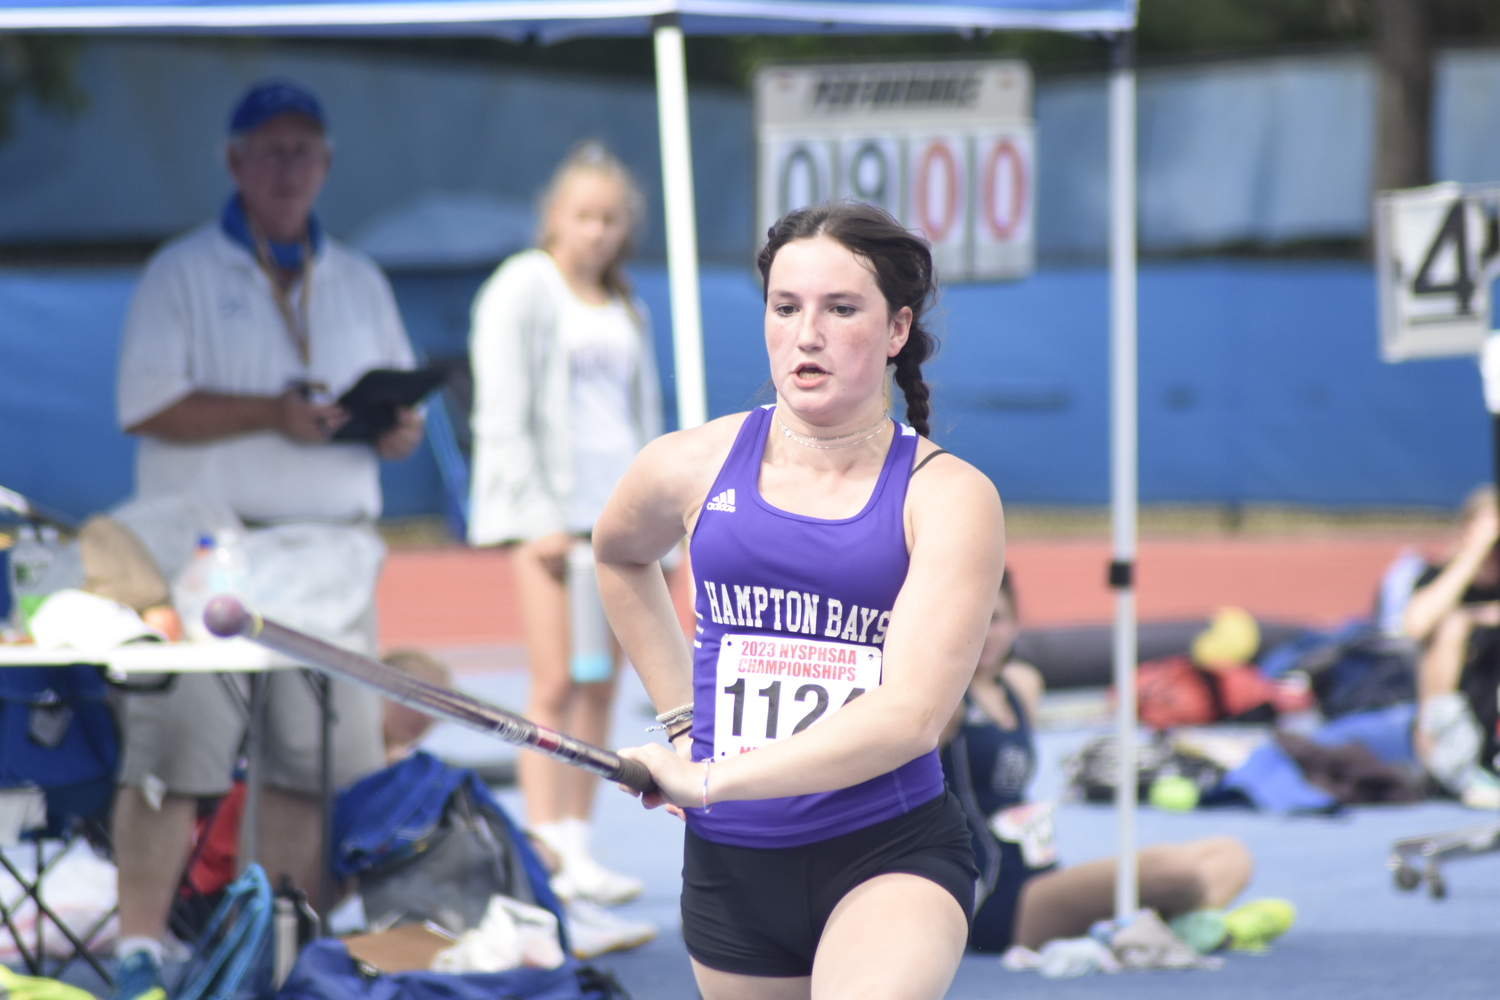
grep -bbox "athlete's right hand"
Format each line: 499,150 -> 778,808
616,743 -> 707,814
275,385 -> 348,442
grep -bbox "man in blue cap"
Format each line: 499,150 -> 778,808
112,82 -> 423,1000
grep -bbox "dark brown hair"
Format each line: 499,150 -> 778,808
755,202 -> 939,437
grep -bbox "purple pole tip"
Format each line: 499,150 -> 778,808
204,594 -> 251,638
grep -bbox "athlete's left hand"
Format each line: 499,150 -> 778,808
616,743 -> 707,813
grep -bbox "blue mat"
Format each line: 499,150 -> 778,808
50,673 -> 1497,999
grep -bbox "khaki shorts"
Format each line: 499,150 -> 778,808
118,670 -> 384,797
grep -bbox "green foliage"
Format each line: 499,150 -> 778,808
0,34 -> 86,141
700,0 -> 1500,85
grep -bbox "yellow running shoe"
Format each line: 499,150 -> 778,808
1223,899 -> 1295,952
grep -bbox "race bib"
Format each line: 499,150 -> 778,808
988,802 -> 1057,868
712,634 -> 882,758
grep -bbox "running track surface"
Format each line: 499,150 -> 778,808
375,532 -> 1451,651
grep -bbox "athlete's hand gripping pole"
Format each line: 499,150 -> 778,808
203,594 -> 656,793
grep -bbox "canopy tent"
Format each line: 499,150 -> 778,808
0,0 -> 1144,915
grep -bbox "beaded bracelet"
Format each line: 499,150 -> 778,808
647,702 -> 694,733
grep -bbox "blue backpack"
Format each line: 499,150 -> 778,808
279,753 -> 626,1000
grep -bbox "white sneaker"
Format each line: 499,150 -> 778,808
551,854 -> 645,907
538,818 -> 645,907
1460,767 -> 1500,810
565,900 -> 656,959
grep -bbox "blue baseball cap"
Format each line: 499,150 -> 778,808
228,81 -> 326,136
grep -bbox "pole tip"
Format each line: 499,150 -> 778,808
204,594 -> 252,638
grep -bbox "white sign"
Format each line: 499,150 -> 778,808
712,634 -> 881,758
1375,182 -> 1500,361
756,60 -> 1036,282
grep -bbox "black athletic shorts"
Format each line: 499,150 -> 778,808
680,792 -> 978,977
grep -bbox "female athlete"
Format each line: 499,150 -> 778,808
941,571 -> 1254,954
594,203 -> 1004,999
468,141 -> 661,905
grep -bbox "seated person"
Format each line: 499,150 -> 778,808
940,571 -> 1255,953
380,649 -> 454,763
1402,485 -> 1500,807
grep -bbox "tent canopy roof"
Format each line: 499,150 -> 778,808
0,1 -> 1136,37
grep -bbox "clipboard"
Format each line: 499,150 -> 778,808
331,367 -> 447,443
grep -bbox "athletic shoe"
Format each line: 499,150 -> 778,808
113,950 -> 166,1000
1459,767 -> 1500,810
1167,909 -> 1228,954
537,819 -> 645,907
1223,899 -> 1295,952
565,900 -> 657,959
550,855 -> 645,907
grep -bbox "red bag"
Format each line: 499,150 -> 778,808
1214,665 -> 1279,719
1131,656 -> 1278,730
1134,656 -> 1217,730
185,781 -> 244,897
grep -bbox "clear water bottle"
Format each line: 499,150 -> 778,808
208,529 -> 250,597
567,541 -> 613,683
8,525 -> 55,630
173,535 -> 216,642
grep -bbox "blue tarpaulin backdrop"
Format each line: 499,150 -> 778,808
1,261 -> 1487,521
2,40 -> 1497,261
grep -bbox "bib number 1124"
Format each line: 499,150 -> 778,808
712,635 -> 882,758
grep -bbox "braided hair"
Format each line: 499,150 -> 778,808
755,202 -> 939,437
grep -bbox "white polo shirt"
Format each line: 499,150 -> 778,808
117,223 -> 415,523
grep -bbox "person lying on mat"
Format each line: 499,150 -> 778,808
941,570 -> 1275,954
596,202 -> 1001,1000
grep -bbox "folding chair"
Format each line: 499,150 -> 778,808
0,664 -> 120,984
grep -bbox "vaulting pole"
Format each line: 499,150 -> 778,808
652,13 -> 708,430
1108,28 -> 1140,921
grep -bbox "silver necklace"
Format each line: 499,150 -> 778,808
777,412 -> 889,450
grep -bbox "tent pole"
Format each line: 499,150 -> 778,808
1108,28 -> 1140,922
652,13 -> 708,430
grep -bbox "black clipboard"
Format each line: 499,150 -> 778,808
331,367 -> 447,443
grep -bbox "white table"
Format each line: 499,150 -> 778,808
0,638 -> 294,673
0,638 -> 337,920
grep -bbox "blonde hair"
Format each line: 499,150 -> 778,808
381,648 -> 453,690
535,140 -> 647,301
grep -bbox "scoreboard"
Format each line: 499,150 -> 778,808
755,60 -> 1036,282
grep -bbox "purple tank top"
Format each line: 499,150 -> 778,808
684,405 -> 945,848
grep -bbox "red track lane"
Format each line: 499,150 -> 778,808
376,533 -> 1450,650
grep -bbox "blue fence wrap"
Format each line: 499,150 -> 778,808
0,261 -> 1489,522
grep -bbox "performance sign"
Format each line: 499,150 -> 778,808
755,60 -> 1035,282
1375,181 -> 1500,361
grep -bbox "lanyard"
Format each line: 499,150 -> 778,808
248,221 -> 314,367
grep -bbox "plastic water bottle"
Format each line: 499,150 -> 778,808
173,535 -> 216,642
208,530 -> 250,598
8,526 -> 55,630
272,895 -> 297,988
567,542 -> 613,683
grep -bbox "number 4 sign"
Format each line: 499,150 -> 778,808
1375,182 -> 1500,362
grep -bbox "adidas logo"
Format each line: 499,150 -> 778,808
705,488 -> 736,513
